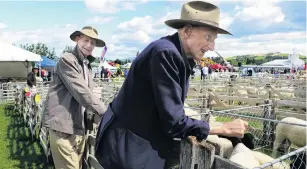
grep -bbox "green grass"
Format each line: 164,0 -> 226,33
0,104 -> 53,169
215,115 -> 263,129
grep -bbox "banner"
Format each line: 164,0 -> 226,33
100,46 -> 107,63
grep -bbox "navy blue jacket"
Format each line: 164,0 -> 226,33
95,33 -> 210,169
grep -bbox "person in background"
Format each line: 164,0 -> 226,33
27,66 -> 39,87
200,65 -> 204,80
202,64 -> 208,80
43,26 -> 107,169
208,65 -> 212,79
124,69 -> 129,78
100,66 -> 105,79
95,2 -> 248,169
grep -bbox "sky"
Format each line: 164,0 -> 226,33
0,0 -> 306,60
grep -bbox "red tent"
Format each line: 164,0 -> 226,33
210,64 -> 222,69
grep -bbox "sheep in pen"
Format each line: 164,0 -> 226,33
183,104 -> 306,169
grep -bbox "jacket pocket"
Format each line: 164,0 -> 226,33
112,128 -> 150,169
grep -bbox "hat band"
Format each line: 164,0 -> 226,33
188,18 -> 219,27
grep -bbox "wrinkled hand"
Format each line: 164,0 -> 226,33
221,119 -> 248,138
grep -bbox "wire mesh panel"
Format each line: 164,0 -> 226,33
203,105 -> 307,169
254,146 -> 306,169
208,104 -> 273,149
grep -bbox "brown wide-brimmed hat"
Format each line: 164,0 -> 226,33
70,26 -> 106,47
165,1 -> 232,35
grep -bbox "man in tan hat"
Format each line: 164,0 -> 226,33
95,1 -> 248,169
43,26 -> 107,169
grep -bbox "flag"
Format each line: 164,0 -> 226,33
100,46 -> 107,63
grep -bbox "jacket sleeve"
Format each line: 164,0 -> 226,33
150,48 -> 210,140
57,56 -> 107,115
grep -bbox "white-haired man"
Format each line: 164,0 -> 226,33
43,26 -> 107,169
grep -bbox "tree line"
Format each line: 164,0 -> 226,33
14,43 -> 74,61
16,42 -> 133,64
226,53 -> 306,66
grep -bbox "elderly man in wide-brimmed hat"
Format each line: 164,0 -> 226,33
43,26 -> 107,169
95,1 -> 248,169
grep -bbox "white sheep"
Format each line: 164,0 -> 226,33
229,143 -> 290,169
183,108 -> 233,158
272,117 -> 307,157
206,135 -> 233,159
252,151 -> 290,169
229,143 -> 260,169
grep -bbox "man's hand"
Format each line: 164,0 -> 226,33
209,119 -> 248,138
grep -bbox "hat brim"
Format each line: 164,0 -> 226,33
165,19 -> 232,35
70,31 -> 106,47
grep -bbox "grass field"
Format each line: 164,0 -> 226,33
0,104 -> 53,169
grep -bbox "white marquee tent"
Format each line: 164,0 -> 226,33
262,50 -> 305,69
0,41 -> 42,78
0,41 -> 41,62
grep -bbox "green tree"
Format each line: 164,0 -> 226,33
62,45 -> 74,54
20,43 -> 57,60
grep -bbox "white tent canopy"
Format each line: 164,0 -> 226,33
0,41 -> 41,61
262,51 -> 305,69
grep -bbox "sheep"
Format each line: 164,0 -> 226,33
229,143 -> 260,169
206,135 -> 234,159
229,143 -> 290,169
272,117 -> 307,157
219,132 -> 255,150
252,151 -> 290,169
183,108 -> 233,158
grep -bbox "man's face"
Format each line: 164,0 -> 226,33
183,26 -> 217,61
76,34 -> 96,56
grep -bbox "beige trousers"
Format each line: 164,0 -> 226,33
49,129 -> 86,169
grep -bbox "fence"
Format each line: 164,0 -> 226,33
1,79 -> 306,169
182,104 -> 306,169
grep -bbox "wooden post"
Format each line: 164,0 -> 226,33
201,108 -> 210,122
262,99 -> 272,147
207,94 -> 213,110
228,82 -> 234,105
265,84 -> 272,99
180,136 -> 215,169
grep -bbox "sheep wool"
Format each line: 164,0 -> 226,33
229,143 -> 260,169
206,135 -> 234,159
183,108 -> 234,159
273,117 -> 307,156
252,151 -> 290,169
229,152 -> 260,169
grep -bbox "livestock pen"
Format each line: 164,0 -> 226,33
0,76 -> 305,169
